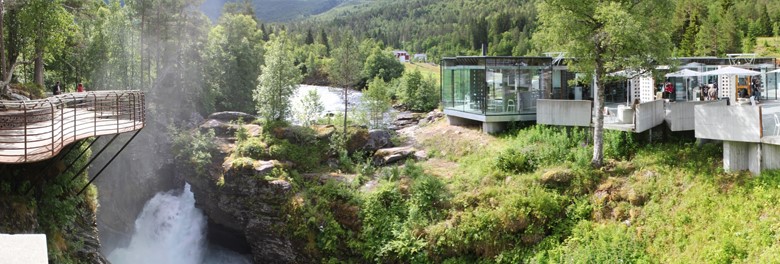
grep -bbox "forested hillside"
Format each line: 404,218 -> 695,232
290,0 -> 780,60
291,0 -> 538,60
201,0 -> 348,22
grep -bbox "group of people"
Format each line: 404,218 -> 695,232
698,83 -> 718,101
51,82 -> 84,95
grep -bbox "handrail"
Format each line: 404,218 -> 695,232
0,90 -> 145,163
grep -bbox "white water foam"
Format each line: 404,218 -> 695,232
108,183 -> 250,264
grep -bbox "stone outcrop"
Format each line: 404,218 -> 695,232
373,146 -> 418,165
207,111 -> 257,123
187,157 -> 298,264
362,129 -> 394,153
184,117 -> 304,263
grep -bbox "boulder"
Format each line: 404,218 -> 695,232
312,125 -> 336,139
244,124 -> 263,137
207,111 -> 257,123
373,146 -> 417,165
540,169 -> 574,188
362,129 -> 394,153
199,119 -> 236,137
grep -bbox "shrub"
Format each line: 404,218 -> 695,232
172,128 -> 218,175
234,137 -> 268,160
495,148 -> 537,173
604,130 -> 638,160
541,221 -> 650,263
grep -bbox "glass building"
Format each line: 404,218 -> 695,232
440,56 -> 778,133
440,56 -> 577,122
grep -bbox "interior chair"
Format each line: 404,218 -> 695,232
774,113 -> 780,136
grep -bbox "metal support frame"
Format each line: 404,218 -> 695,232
68,134 -> 120,183
61,137 -> 99,176
76,129 -> 142,196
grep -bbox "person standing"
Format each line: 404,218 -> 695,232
52,81 -> 62,95
77,83 -> 84,92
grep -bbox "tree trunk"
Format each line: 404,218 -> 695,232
33,42 -> 44,87
343,84 -> 348,144
591,64 -> 606,167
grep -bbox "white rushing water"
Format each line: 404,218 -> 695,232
108,184 -> 250,264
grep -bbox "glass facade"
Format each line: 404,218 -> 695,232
441,57 -> 569,116
441,56 -> 778,119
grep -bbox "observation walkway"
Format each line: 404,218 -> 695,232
0,91 -> 144,163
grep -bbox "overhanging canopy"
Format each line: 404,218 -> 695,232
768,69 -> 780,74
665,69 -> 700,78
698,66 -> 761,76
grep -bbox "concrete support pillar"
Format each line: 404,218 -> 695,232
482,122 -> 504,134
762,144 -> 780,170
748,143 -> 761,175
723,141 -> 761,175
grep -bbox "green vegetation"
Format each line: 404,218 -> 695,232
535,0 -> 674,168
270,122 -> 780,263
398,69 -> 439,112
172,128 -> 218,176
0,140 -> 99,263
254,32 -> 303,121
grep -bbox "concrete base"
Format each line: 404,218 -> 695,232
482,122 -> 505,134
447,115 -> 507,134
723,141 -> 761,175
447,115 -> 479,126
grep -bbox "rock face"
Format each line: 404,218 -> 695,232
184,157 -> 300,263
183,117 -> 303,263
362,129 -> 394,153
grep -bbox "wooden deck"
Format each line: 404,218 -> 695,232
0,91 -> 144,163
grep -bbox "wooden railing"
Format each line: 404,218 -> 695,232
0,91 -> 145,163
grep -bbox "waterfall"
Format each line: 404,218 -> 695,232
107,183 -> 250,264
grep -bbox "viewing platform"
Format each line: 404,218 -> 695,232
0,91 -> 145,163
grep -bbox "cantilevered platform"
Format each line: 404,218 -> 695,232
0,91 -> 144,163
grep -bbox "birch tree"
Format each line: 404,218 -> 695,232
534,0 -> 674,167
254,32 -> 302,122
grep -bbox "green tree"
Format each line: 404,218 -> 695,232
254,32 -> 302,121
18,0 -> 74,86
295,89 -> 325,126
535,0 -> 674,167
205,13 -> 264,113
399,69 -> 438,112
359,77 -> 393,128
329,33 -> 362,142
362,46 -> 404,82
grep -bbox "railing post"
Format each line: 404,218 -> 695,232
93,93 -> 97,137
116,93 -> 120,133
72,94 -> 77,142
50,100 -> 55,157
23,102 -> 27,162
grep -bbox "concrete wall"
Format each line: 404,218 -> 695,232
695,104 -> 761,142
635,100 -> 664,133
667,101 -> 725,131
536,99 -> 592,127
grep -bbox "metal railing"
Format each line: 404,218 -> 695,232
0,90 -> 145,163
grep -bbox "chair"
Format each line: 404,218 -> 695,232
774,113 -> 780,136
506,99 -> 516,112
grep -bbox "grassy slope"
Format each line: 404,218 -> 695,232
403,62 -> 440,84
414,120 -> 780,262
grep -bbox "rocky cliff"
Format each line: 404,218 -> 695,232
180,113 -> 304,263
